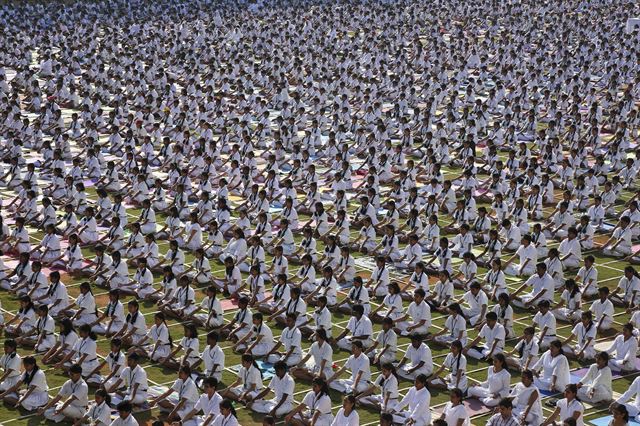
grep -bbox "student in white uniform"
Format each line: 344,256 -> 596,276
266,313 -> 303,366
164,324 -> 201,370
111,401 -> 140,426
0,356 -> 48,411
533,300 -> 557,350
562,311 -> 597,360
78,389 -> 112,426
506,326 -> 540,372
397,335 -> 433,380
541,384 -> 584,426
88,338 -> 126,389
106,353 -> 149,406
467,354 -> 511,407
335,305 -> 373,351
290,329 -> 333,382
327,341 -> 371,394
591,286 -> 615,333
331,395 -> 359,426
427,340 -> 468,393
357,363 -> 399,413
15,304 -> 55,353
221,354 -> 263,404
508,370 -> 544,426
395,289 -> 431,336
150,365 -> 200,422
233,312 -> 275,357
532,340 -> 571,393
438,388 -> 471,426
0,340 -> 22,393
115,300 -> 147,348
202,331 -> 225,381
389,374 -> 431,426
41,364 -> 88,422
56,324 -> 100,382
431,303 -> 468,346
511,263 -> 554,309
464,312 -> 506,359
285,377 -> 333,426
91,289 -> 126,336
193,285 -> 224,328
576,351 -> 612,404
613,375 -> 640,421
552,279 -> 583,323
575,255 -> 598,297
250,361 -> 295,417
365,317 -> 398,365
605,323 -> 639,372
180,377 -> 222,426
66,282 -> 98,327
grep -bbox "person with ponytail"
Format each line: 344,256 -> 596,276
91,289 -> 126,336
428,340 -> 468,393
106,353 -> 148,407
42,318 -> 78,365
532,339 -> 571,393
55,323 -> 100,382
87,338 -> 126,388
0,356 -> 48,411
15,304 -> 55,353
114,299 -> 147,348
220,353 -> 263,404
133,312 -> 172,362
4,295 -> 36,336
357,362 -> 399,413
541,384 -> 584,426
65,281 -> 98,327
331,394 -> 359,426
467,353 -> 511,407
0,340 -> 22,393
77,389 -> 111,426
576,351 -> 612,404
285,377 -> 333,426
506,326 -> 540,372
211,399 -> 239,426
193,285 -> 224,328
430,303 -> 468,347
561,311 -> 596,360
162,324 -> 200,370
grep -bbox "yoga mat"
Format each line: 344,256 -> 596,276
590,416 -> 640,426
229,360 -> 275,381
432,398 -> 491,417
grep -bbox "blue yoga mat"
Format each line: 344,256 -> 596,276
589,415 -> 640,426
229,360 -> 276,381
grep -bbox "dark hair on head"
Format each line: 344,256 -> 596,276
450,387 -> 464,400
611,403 -> 630,422
493,353 -> 507,367
79,324 -> 98,340
311,377 -> 330,399
316,328 -> 328,341
4,339 -> 17,350
69,364 -> 82,374
116,400 -> 133,413
498,398 -> 513,409
485,311 -> 498,321
95,389 -> 111,405
415,374 -> 428,385
521,369 -> 534,381
202,376 -> 218,388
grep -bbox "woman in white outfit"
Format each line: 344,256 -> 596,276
606,323 -> 639,372
427,340 -> 468,393
0,356 -> 48,411
576,351 -> 612,404
331,395 -> 359,426
467,353 -> 511,407
509,370 -> 544,426
357,363 -> 399,413
285,377 -> 333,426
532,339 -> 571,393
